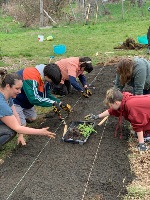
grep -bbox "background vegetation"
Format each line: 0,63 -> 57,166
0,1 -> 150,199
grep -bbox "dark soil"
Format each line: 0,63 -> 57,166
0,65 -> 135,200
114,38 -> 146,50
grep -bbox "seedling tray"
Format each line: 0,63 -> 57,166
62,121 -> 95,145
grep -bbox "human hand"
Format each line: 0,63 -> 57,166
81,91 -> 89,98
17,134 -> 26,146
42,127 -> 56,138
53,102 -> 61,115
84,114 -> 99,120
85,88 -> 92,96
60,103 -> 72,113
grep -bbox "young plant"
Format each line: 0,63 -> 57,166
78,123 -> 97,138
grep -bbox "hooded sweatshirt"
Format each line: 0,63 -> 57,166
108,92 -> 150,132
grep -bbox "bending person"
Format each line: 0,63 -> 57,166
13,63 -> 72,126
114,57 -> 150,95
89,88 -> 149,152
0,69 -> 55,148
51,57 -> 93,98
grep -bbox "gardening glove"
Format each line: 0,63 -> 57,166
81,91 -> 89,98
53,102 -> 61,116
85,88 -> 92,96
84,114 -> 99,120
90,114 -> 99,120
60,103 -> 72,114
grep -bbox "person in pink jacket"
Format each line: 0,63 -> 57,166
90,88 -> 150,152
52,57 -> 93,97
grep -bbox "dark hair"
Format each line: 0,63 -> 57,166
43,63 -> 62,85
0,68 -> 22,88
79,57 -> 93,73
104,88 -> 123,106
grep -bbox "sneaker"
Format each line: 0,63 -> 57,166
144,131 -> 150,143
137,143 -> 148,151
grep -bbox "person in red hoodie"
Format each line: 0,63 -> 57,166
89,88 -> 150,152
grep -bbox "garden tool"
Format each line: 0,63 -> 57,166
98,116 -> 109,126
63,120 -> 68,137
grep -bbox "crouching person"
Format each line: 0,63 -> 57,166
90,88 -> 150,152
0,69 -> 55,149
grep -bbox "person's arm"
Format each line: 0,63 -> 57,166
69,75 -> 83,92
91,110 -> 110,120
97,110 -> 110,118
1,115 -> 56,138
23,80 -> 57,107
11,105 -> 26,145
78,74 -> 87,87
46,83 -> 60,103
11,105 -> 21,124
114,74 -> 124,91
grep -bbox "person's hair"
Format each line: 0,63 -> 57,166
43,63 -> 62,85
0,68 -> 22,88
79,57 -> 93,73
116,57 -> 134,85
104,88 -> 123,106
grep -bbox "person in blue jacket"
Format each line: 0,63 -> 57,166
0,68 -> 56,149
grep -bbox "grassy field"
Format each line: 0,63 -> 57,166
0,2 -> 150,199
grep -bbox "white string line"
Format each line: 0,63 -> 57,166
81,118 -> 109,200
6,67 -> 105,200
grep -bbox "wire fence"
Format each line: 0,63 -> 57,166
66,0 -> 150,25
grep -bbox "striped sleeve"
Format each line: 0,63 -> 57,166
23,80 -> 56,107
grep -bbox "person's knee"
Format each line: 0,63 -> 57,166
0,125 -> 16,146
26,117 -> 36,123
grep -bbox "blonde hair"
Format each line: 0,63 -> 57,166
104,88 -> 123,106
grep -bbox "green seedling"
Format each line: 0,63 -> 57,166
78,123 -> 97,138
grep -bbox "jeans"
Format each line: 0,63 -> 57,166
0,124 -> 16,146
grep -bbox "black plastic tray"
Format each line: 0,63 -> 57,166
61,121 -> 95,145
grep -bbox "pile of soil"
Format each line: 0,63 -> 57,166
0,65 -> 149,200
114,38 -> 146,50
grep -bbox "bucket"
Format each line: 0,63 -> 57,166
53,45 -> 66,54
38,35 -> 44,42
137,35 -> 148,45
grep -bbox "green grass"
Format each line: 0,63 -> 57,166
0,3 -> 150,199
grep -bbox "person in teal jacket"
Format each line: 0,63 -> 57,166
13,63 -> 71,126
114,57 -> 150,95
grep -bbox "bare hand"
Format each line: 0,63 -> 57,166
17,134 -> 26,146
42,127 -> 56,138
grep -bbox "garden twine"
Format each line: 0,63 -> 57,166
6,67 -> 106,200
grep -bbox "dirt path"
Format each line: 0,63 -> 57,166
0,66 -> 134,200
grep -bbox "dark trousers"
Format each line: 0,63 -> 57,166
0,125 -> 16,147
51,80 -> 71,96
147,26 -> 150,48
143,89 -> 150,95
